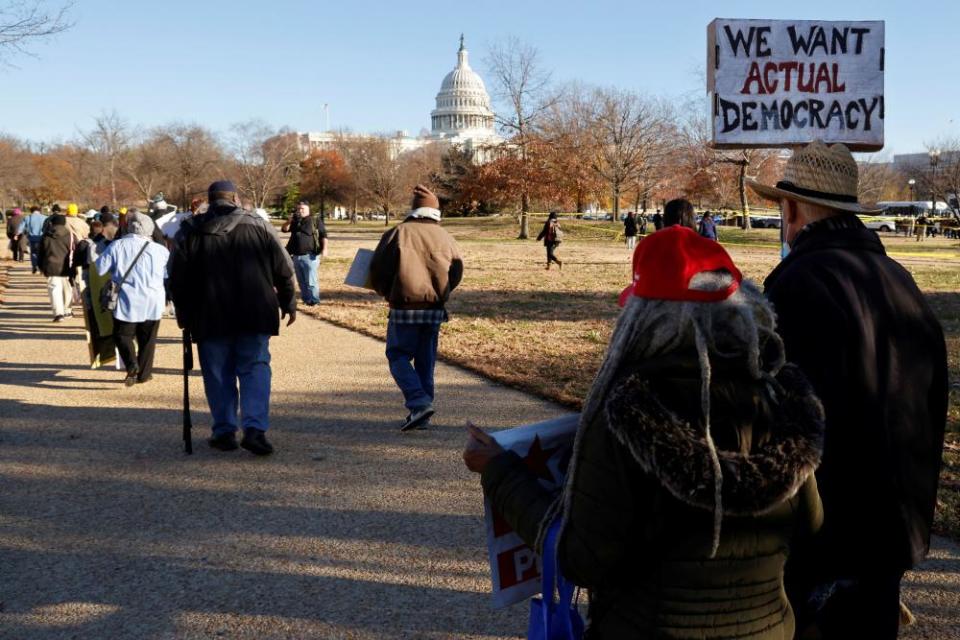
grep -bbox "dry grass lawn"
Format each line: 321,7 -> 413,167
303,217 -> 960,536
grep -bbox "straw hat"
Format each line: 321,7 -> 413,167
747,140 -> 880,214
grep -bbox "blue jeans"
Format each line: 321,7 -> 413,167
292,253 -> 320,304
28,238 -> 41,272
385,321 -> 440,412
197,334 -> 272,436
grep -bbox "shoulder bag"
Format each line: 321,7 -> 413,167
100,240 -> 150,313
527,518 -> 585,640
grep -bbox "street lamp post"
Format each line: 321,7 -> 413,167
929,149 -> 941,214
908,178 -> 916,202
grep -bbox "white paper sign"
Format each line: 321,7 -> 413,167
484,413 -> 580,609
707,19 -> 884,150
344,248 -> 375,289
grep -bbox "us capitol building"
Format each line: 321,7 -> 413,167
294,36 -> 503,161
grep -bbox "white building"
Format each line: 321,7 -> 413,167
293,36 -> 503,162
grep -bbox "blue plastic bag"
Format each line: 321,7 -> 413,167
527,518 -> 585,640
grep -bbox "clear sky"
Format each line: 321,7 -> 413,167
1,0 -> 956,157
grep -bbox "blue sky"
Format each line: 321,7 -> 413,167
1,0 -> 956,157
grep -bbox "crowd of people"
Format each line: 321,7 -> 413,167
0,140 -> 951,639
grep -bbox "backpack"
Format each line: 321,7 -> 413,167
311,215 -> 323,254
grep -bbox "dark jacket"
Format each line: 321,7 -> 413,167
370,217 -> 463,310
285,214 -> 326,256
38,224 -> 73,278
623,215 -> 638,237
536,219 -> 559,246
764,214 -> 948,576
168,201 -> 296,341
482,358 -> 825,639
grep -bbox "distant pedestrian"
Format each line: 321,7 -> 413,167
6,208 -> 25,262
915,214 -> 928,242
663,199 -> 696,230
638,213 -> 648,236
281,202 -> 327,306
652,209 -> 663,231
168,180 -> 296,456
536,211 -> 563,270
698,211 -> 718,240
370,184 -> 463,432
96,212 -> 170,386
19,206 -> 48,273
37,214 -> 74,322
623,211 -> 638,251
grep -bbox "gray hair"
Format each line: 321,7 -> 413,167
126,211 -> 155,238
578,277 -> 785,557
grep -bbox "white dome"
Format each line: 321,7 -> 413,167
430,36 -> 496,138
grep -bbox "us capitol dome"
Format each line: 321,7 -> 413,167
430,35 -> 498,141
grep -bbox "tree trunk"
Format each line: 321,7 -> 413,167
351,196 -> 358,225
383,204 -> 389,227
518,190 -> 530,239
738,162 -> 751,230
612,182 -> 621,222
319,197 -> 326,220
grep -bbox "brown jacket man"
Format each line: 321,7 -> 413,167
370,185 -> 463,431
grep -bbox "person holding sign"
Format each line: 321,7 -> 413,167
465,226 -> 826,639
750,141 -> 948,639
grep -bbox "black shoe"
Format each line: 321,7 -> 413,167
241,428 -> 274,456
208,432 -> 239,451
137,374 -> 153,384
124,371 -> 137,387
53,315 -> 64,323
400,405 -> 435,432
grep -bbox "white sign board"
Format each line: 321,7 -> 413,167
707,19 -> 884,151
483,413 -> 579,609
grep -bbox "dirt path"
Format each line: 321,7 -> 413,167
0,260 -> 957,639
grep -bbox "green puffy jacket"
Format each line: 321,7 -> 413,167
482,359 -> 825,639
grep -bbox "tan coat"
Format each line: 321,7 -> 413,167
370,218 -> 463,310
65,216 -> 90,243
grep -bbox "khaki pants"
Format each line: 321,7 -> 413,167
47,276 -> 73,318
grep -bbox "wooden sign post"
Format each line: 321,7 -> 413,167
708,19 -> 885,151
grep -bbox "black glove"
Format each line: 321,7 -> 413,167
282,306 -> 297,326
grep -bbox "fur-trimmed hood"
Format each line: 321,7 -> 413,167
604,362 -> 824,516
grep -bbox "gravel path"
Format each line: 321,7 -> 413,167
0,261 -> 957,639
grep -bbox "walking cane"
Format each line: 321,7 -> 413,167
182,329 -> 193,454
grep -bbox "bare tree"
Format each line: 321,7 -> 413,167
350,136 -> 405,226
922,140 -> 960,223
0,1 -> 72,63
486,36 -> 556,238
155,123 -> 223,208
587,87 -> 673,222
228,120 -> 300,209
121,132 -> 171,204
83,110 -> 130,208
0,134 -> 29,209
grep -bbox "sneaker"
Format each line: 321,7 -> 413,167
53,315 -> 64,323
208,431 -> 239,451
123,372 -> 137,387
240,428 -> 274,456
400,405 -> 435,432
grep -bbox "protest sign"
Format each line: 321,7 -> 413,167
484,413 -> 580,609
344,248 -> 375,290
707,19 -> 885,151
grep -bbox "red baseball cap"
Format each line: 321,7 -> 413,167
618,226 -> 742,307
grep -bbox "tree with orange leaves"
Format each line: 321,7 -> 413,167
299,149 -> 353,219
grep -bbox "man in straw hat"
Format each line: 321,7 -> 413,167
749,140 -> 948,639
465,226 -> 826,639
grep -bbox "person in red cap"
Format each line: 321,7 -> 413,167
465,226 -> 825,639
370,184 -> 463,431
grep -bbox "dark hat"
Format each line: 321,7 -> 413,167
411,184 -> 440,210
49,214 -> 66,226
100,205 -> 110,215
208,180 -> 237,194
100,212 -> 117,225
51,204 -> 61,213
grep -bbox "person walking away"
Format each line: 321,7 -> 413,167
698,211 -> 718,240
464,226 -> 825,639
37,214 -> 74,322
536,211 -> 563,270
638,212 -> 648,236
19,206 -> 47,273
64,203 -> 91,296
749,141 -> 948,639
623,211 -> 638,251
168,180 -> 296,456
6,208 -> 25,262
370,184 -> 463,432
915,213 -> 928,242
96,212 -> 169,386
281,202 -> 327,306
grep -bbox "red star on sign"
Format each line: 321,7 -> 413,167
522,435 -> 562,483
